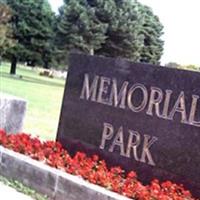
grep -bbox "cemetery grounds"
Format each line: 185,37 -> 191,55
0,62 -> 65,140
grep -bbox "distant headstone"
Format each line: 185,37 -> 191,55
0,93 -> 27,133
57,53 -> 200,198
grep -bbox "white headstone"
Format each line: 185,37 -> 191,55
0,93 -> 27,134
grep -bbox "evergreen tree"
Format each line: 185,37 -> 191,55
137,2 -> 164,64
0,2 -> 15,64
5,0 -> 55,74
56,0 -> 108,56
56,0 -> 164,64
27,0 -> 55,69
95,0 -> 143,61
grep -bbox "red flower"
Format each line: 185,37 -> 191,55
0,129 -> 197,200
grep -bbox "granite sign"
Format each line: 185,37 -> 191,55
57,53 -> 200,197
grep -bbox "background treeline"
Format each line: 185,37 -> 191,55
165,62 -> 200,71
1,0 -> 165,74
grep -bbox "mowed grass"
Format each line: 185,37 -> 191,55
0,63 -> 65,140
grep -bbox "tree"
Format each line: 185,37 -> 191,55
56,0 -> 164,64
5,0 -> 55,74
56,0 -> 108,56
95,0 -> 143,61
165,62 -> 180,68
137,3 -> 164,64
0,2 -> 15,64
28,0 -> 56,69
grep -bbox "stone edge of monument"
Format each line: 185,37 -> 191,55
0,146 -> 131,200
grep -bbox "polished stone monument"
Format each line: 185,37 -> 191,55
57,53 -> 200,197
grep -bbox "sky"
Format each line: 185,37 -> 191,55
48,0 -> 200,66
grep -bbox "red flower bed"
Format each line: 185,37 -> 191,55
0,129 -> 197,200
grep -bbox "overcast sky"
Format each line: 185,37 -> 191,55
48,0 -> 200,66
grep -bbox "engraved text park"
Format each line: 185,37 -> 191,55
80,73 -> 200,166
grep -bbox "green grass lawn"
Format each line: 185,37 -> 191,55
0,62 -> 65,140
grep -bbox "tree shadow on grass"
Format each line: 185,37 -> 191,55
0,72 -> 65,88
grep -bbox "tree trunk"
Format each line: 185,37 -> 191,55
89,48 -> 94,56
43,60 -> 49,69
10,56 -> 17,75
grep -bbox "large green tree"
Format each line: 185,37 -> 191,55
137,3 -> 164,64
56,0 -> 164,64
5,0 -> 55,74
0,2 -> 15,64
56,0 -> 108,56
95,0 -> 143,61
28,0 -> 56,69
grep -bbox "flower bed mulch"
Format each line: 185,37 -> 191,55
0,129 -> 197,200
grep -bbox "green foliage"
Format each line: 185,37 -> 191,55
137,3 -> 164,64
179,64 -> 200,72
56,0 -> 108,56
0,176 -> 48,200
56,0 -> 164,64
28,0 -> 56,69
5,0 -> 55,73
96,0 -> 143,61
165,62 -> 200,72
0,2 -> 15,61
